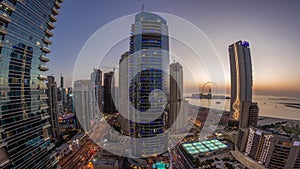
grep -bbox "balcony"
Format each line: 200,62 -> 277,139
38,65 -> 49,71
43,123 -> 51,129
51,159 -> 59,166
54,1 -> 61,9
1,1 -> 16,12
39,104 -> 49,110
47,143 -> 55,151
52,7 -> 59,15
45,29 -> 54,37
0,27 -> 7,35
49,14 -> 57,22
39,94 -> 48,100
47,21 -> 55,29
41,114 -> 50,120
38,84 -> 48,90
43,37 -> 52,45
41,46 -> 51,53
0,13 -> 11,23
39,55 -> 50,62
50,152 -> 57,159
38,74 -> 47,80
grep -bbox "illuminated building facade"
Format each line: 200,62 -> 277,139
237,127 -> 300,168
229,40 -> 258,128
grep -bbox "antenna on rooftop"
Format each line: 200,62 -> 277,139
142,4 -> 144,12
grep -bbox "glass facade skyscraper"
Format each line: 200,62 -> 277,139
128,12 -> 169,157
229,40 -> 256,128
0,0 -> 62,168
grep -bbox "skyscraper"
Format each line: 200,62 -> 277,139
0,0 -> 62,168
91,69 -> 102,113
169,62 -> 183,130
73,80 -> 92,131
128,12 -> 169,157
90,69 -> 101,120
103,71 -> 116,114
229,40 -> 258,128
66,87 -> 74,112
118,51 -> 130,134
47,76 -> 60,139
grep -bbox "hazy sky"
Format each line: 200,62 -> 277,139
48,0 -> 300,97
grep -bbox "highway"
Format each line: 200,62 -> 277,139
60,140 -> 93,169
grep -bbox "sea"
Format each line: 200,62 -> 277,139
186,95 -> 300,121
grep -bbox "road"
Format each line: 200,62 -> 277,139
60,140 -> 94,169
231,150 -> 266,169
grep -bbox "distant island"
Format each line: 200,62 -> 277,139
268,98 -> 296,101
278,102 -> 300,109
186,93 -> 231,99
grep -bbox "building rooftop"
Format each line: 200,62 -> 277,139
55,143 -> 69,151
182,139 -> 229,155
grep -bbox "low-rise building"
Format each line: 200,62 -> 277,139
236,127 -> 300,169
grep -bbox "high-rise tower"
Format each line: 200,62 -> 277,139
128,12 -> 169,157
47,76 -> 60,139
118,51 -> 130,134
169,62 -> 183,130
91,69 -> 102,113
229,40 -> 258,128
103,71 -> 116,114
0,0 -> 62,168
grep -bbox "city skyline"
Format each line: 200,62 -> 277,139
0,1 -> 299,168
48,0 -> 300,97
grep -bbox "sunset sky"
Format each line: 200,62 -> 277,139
48,0 -> 300,97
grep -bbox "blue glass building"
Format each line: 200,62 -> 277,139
128,12 -> 169,157
0,0 -> 62,168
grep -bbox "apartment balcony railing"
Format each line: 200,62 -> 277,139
0,13 -> 11,23
38,65 -> 49,71
43,37 -> 52,45
38,74 -> 47,80
38,84 -> 48,90
54,1 -> 61,9
47,143 -> 55,151
0,26 -> 8,35
39,55 -> 50,62
45,29 -> 54,37
47,21 -> 55,29
39,94 -> 48,100
42,123 -> 51,129
49,14 -> 57,22
39,104 -> 49,110
1,1 -> 16,12
52,7 -> 59,15
41,114 -> 50,120
51,159 -> 59,166
41,46 -> 51,53
49,151 -> 57,159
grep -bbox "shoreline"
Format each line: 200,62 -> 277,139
258,116 -> 300,126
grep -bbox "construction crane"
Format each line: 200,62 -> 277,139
99,66 -> 119,73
